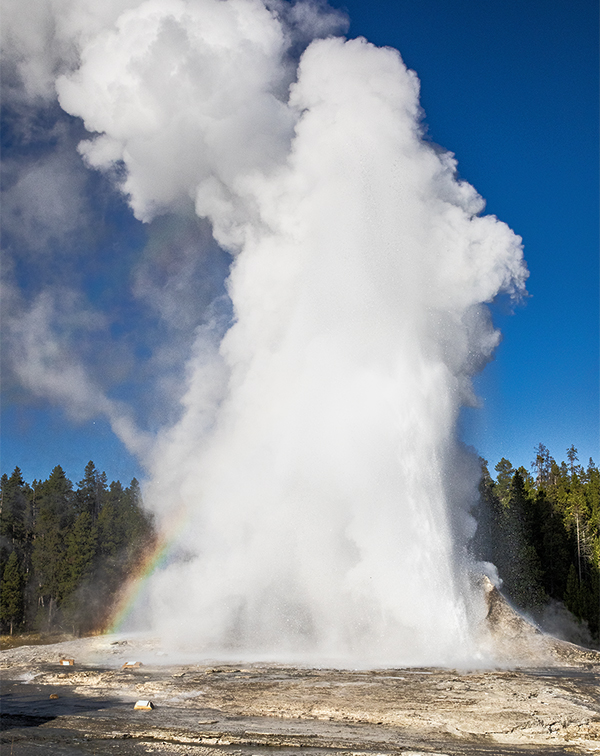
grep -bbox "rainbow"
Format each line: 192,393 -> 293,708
105,506 -> 188,634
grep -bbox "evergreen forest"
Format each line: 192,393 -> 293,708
1,445 -> 599,645
0,462 -> 155,636
475,444 -> 599,644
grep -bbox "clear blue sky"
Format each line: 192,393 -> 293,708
1,0 -> 598,486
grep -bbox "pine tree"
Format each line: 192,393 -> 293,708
532,443 -> 552,488
567,445 -> 580,478
494,458 -> 514,506
63,511 -> 97,597
537,488 -> 570,597
31,466 -> 74,629
38,466 -> 76,528
32,504 -> 63,629
502,470 -> 546,609
76,461 -> 103,519
0,467 -> 28,551
121,478 -> 154,566
471,458 -> 495,564
566,473 -> 590,584
1,551 -> 24,634
564,563 -> 583,619
61,511 -> 98,633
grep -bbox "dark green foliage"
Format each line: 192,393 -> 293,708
76,461 -> 107,520
479,447 -> 600,644
536,489 -> 570,597
499,470 -> 545,609
480,467 -> 545,611
493,458 -> 514,505
63,511 -> 97,595
31,499 -> 64,627
564,564 -> 583,618
532,443 -> 551,488
0,468 -> 27,547
1,551 -> 24,634
0,462 -> 155,636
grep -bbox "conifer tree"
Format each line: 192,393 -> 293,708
532,443 -> 551,488
63,511 -> 97,597
564,563 -> 583,619
31,466 -> 74,629
567,445 -> 579,478
61,510 -> 98,633
494,458 -> 514,506
0,468 -> 28,552
76,461 -> 106,520
500,470 -> 545,609
1,551 -> 24,634
537,488 -> 570,597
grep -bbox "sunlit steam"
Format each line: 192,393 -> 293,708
11,0 -> 527,664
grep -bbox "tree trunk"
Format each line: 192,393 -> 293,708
576,512 -> 581,583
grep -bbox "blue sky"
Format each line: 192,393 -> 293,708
1,0 -> 598,486
335,0 -> 599,473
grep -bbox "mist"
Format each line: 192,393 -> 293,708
2,0 -> 527,665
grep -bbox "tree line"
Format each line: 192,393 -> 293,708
1,445 -> 598,644
0,462 -> 155,635
475,444 -> 599,643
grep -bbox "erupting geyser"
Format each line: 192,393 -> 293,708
53,0 -> 527,664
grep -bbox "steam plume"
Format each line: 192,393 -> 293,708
4,0 -> 527,664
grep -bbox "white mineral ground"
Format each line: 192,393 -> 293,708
2,581 -> 599,755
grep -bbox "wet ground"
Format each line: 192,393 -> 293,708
2,643 -> 599,756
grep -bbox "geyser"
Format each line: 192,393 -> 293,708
54,0 -> 527,665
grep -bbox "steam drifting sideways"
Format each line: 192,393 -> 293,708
6,0 -> 528,665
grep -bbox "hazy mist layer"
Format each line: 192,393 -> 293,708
2,0 -> 527,664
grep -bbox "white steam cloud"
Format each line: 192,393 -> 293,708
4,288 -> 153,461
4,0 -> 527,664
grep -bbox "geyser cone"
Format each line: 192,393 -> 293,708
54,0 -> 527,665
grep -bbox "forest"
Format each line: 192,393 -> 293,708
475,444 -> 599,644
0,462 -> 155,636
1,445 -> 599,645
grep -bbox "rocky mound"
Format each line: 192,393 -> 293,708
481,575 -> 600,666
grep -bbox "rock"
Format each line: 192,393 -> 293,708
134,700 -> 154,710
